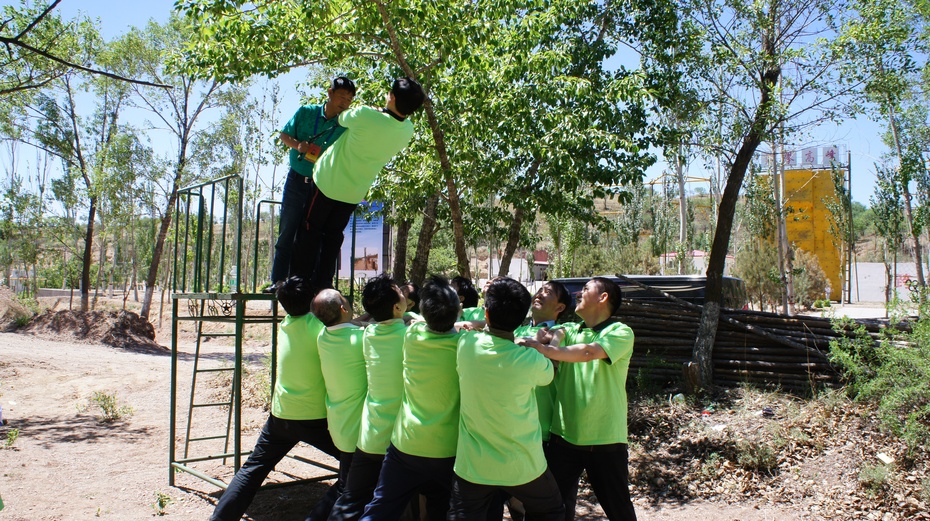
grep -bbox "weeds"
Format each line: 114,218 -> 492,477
5,428 -> 19,448
735,439 -> 778,472
91,391 -> 134,422
858,463 -> 890,494
152,491 -> 173,516
921,477 -> 930,504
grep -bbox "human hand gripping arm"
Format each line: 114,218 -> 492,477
519,330 -> 608,363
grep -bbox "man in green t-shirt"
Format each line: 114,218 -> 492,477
329,275 -> 407,521
212,277 -> 340,521
267,77 -> 355,292
450,277 -> 563,521
291,78 -> 425,290
360,276 -> 462,521
314,289 -> 367,514
523,277 -> 637,521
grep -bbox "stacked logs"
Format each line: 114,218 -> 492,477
615,297 -> 889,393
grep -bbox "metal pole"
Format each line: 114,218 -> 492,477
169,296 -> 179,486
846,150 -> 853,303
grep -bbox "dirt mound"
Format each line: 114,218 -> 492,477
18,309 -> 166,352
0,286 -> 33,329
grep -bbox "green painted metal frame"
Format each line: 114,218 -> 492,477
168,175 -> 337,490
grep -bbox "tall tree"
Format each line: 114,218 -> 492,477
110,16 -> 223,319
677,0 -> 855,390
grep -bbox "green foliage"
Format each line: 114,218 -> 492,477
4,428 -> 19,448
792,249 -> 830,310
735,439 -> 778,472
733,240 -> 782,311
858,463 -> 891,494
90,391 -> 134,422
152,491 -> 173,516
830,315 -> 930,457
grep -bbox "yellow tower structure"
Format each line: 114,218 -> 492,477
782,168 -> 844,301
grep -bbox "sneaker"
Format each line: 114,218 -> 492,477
262,281 -> 281,294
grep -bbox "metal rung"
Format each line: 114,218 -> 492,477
188,434 -> 230,443
200,332 -> 237,337
192,401 -> 232,408
195,367 -> 235,374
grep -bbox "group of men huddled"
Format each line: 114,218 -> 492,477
212,274 -> 637,521
212,75 -> 636,520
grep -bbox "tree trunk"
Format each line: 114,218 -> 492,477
140,156 -> 185,320
677,146 -> 688,274
691,57 -> 779,391
409,193 -> 440,285
392,217 -> 412,281
499,205 -> 525,279
886,108 -> 926,293
80,198 -> 97,312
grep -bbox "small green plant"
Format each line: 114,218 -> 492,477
153,491 -> 173,516
699,452 -> 723,480
735,439 -> 777,472
858,463 -> 890,494
91,391 -> 134,422
5,428 -> 20,448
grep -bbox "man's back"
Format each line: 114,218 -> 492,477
273,313 -> 327,420
318,324 -> 367,453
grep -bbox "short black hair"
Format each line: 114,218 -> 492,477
591,277 -> 622,315
391,77 -> 425,116
312,289 -> 347,327
485,277 -> 531,332
451,276 -> 479,308
545,281 -> 573,321
362,274 -> 401,322
401,281 -> 420,313
276,276 -> 314,317
420,275 -> 460,333
332,76 -> 357,96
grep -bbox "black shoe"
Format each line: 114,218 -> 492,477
262,282 -> 281,294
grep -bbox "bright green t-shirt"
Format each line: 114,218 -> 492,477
358,319 -> 407,455
392,322 -> 462,458
281,104 -> 346,177
514,323 -> 562,441
454,330 -> 553,486
460,307 -> 485,321
551,321 -> 634,445
312,106 -> 414,204
317,324 -> 367,453
271,313 -> 327,420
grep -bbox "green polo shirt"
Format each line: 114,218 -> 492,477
271,313 -> 327,420
460,307 -> 485,321
313,106 -> 414,204
455,330 -> 553,486
514,323 -> 563,441
281,104 -> 346,177
317,323 -> 367,453
392,322 -> 462,458
551,320 -> 634,445
358,319 -> 407,455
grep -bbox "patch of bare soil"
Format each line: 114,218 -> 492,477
16,309 -> 165,353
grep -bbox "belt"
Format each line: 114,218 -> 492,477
289,170 -> 311,184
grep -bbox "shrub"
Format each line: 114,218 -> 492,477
733,240 -> 783,311
91,391 -> 134,422
792,249 -> 829,310
5,428 -> 19,448
858,463 -> 890,494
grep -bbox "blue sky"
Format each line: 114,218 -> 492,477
15,0 -> 891,205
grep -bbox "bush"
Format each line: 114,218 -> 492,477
733,240 -> 783,311
792,249 -> 829,310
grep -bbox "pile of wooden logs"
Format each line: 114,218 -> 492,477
613,277 -> 889,392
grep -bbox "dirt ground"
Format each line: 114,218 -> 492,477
0,292 -> 925,520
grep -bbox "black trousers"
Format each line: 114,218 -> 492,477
544,437 -> 636,521
448,470 -> 564,521
360,444 -> 455,521
289,178 -> 357,290
211,415 -> 341,521
328,449 -> 384,521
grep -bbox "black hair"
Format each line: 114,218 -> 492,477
276,276 -> 314,317
312,289 -> 347,327
362,274 -> 401,322
545,280 -> 573,321
485,277 -> 531,332
420,275 -> 460,333
591,277 -> 623,316
332,76 -> 357,96
401,281 -> 420,313
391,77 -> 425,116
450,276 -> 480,308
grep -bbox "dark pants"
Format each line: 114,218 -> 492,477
271,169 -> 312,284
328,449 -> 384,521
544,437 -> 636,521
360,444 -> 455,521
289,178 -> 357,290
448,470 -> 564,521
211,415 -> 341,521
